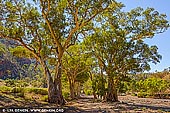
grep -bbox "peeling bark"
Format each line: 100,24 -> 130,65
106,76 -> 118,102
69,79 -> 76,99
41,59 -> 65,105
76,82 -> 81,98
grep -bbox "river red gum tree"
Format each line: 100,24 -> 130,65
0,0 -> 123,105
86,7 -> 169,102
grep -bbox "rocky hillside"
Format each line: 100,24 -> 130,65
0,38 -> 31,79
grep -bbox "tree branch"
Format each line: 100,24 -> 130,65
63,6 -> 80,50
40,0 -> 63,56
0,34 -> 40,60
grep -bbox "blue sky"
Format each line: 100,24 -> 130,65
117,0 -> 170,72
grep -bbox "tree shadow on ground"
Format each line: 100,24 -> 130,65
123,102 -> 170,112
1,95 -> 170,113
0,94 -> 56,108
65,102 -> 170,113
65,97 -> 170,113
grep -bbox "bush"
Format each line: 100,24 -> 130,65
118,81 -> 129,93
5,79 -> 30,87
40,95 -> 48,102
137,78 -> 169,94
0,86 -> 12,93
85,90 -> 92,95
137,92 -> 148,98
18,82 -> 29,87
63,92 -> 70,99
33,88 -> 48,95
17,92 -> 25,97
31,80 -> 43,88
26,88 -> 48,95
131,93 -> 137,96
5,79 -> 16,87
11,87 -> 25,97
11,87 -> 24,93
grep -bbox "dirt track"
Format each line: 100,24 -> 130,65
65,95 -> 170,113
0,94 -> 170,113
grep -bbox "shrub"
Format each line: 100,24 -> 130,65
131,93 -> 137,96
137,92 -> 148,98
5,79 -> 16,87
85,90 -> 92,95
63,92 -> 70,99
11,87 -> 24,93
0,86 -> 12,93
118,81 -> 130,93
17,92 -> 25,97
40,95 -> 48,102
33,88 -> 47,95
5,79 -> 30,87
26,88 -> 48,95
16,82 -> 29,87
11,87 -> 25,97
135,77 -> 170,97
31,80 -> 43,88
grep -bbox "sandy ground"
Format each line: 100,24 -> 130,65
0,94 -> 170,113
65,95 -> 170,113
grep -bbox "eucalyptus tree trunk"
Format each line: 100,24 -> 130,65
53,60 -> 65,105
70,83 -> 75,99
69,79 -> 76,99
75,82 -> 81,98
89,72 -> 97,99
106,76 -> 118,102
41,59 -> 65,105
